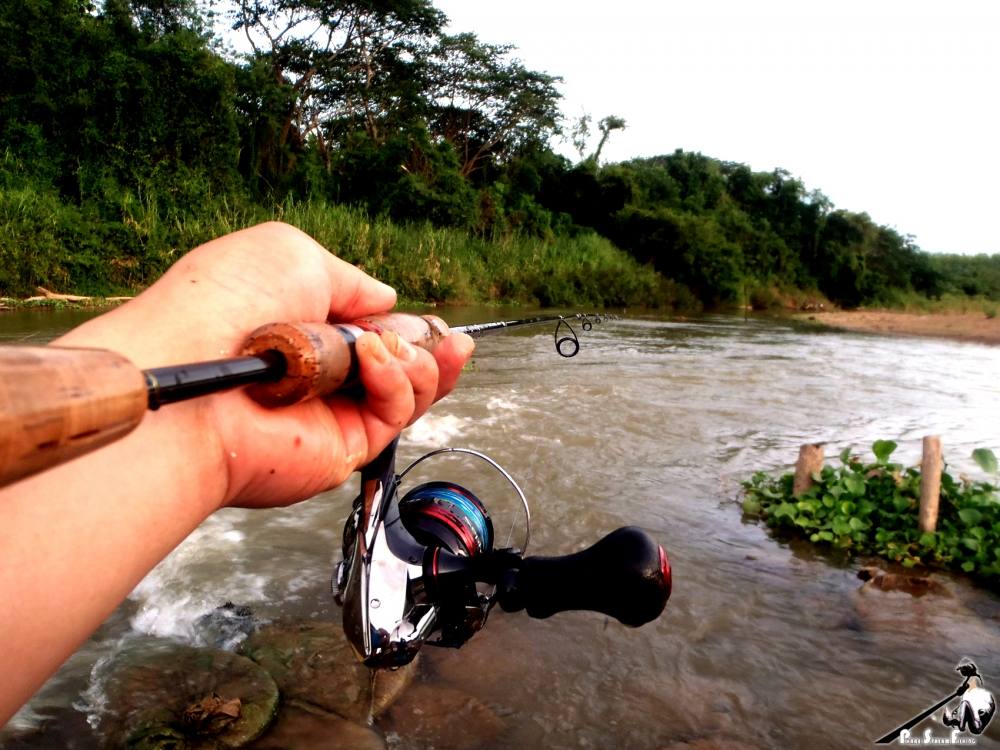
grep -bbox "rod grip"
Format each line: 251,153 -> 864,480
240,313 -> 450,407
0,346 -> 147,487
497,527 -> 672,627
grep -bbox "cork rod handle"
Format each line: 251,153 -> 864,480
241,313 -> 450,406
0,313 -> 452,487
0,347 -> 148,487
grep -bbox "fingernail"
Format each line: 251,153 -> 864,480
374,279 -> 396,298
395,337 -> 417,362
364,333 -> 390,365
455,333 -> 475,359
378,331 -> 416,362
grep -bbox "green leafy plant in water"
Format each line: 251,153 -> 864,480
743,442 -> 1000,582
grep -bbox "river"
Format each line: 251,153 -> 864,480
1,308 -> 999,749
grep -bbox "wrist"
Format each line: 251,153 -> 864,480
50,314 -> 231,519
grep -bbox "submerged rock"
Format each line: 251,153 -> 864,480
238,621 -> 417,724
857,566 -> 951,597
194,603 -> 265,650
248,702 -> 386,750
380,683 -> 505,750
97,643 -> 279,749
659,738 -> 763,750
849,566 -> 1000,655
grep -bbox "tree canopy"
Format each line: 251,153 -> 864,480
1,0 -> 992,306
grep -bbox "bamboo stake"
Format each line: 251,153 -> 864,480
919,436 -> 943,533
793,443 -> 825,496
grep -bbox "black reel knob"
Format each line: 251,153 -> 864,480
496,527 -> 671,627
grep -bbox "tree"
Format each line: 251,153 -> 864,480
231,0 -> 446,181
567,113 -> 625,165
320,1 -> 442,146
591,115 -> 626,165
426,33 -> 561,178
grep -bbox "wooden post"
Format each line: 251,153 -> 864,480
793,443 -> 825,496
919,436 -> 942,533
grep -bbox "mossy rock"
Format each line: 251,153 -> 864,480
98,643 -> 279,749
238,621 -> 417,723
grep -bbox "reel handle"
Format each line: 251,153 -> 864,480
497,527 -> 671,627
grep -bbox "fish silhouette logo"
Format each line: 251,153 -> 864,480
875,661 -> 996,744
941,664 -> 995,736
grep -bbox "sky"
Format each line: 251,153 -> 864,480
430,0 -> 1000,256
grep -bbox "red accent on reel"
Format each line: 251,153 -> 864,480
658,545 -> 672,597
420,505 -> 479,556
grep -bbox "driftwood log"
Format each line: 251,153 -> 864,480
18,287 -> 134,304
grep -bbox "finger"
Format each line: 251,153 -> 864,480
323,253 -> 397,321
354,332 -> 415,460
379,332 -> 439,425
432,333 -> 475,403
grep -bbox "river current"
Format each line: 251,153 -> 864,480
1,308 -> 999,748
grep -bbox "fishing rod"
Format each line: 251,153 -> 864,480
0,312 -> 610,488
452,312 -> 617,357
0,307 -> 671,670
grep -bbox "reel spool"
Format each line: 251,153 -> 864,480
396,447 -> 531,556
398,481 -> 494,558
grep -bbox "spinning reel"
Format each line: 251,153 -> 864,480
334,438 -> 672,669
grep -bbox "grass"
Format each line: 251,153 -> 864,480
0,180 -> 665,308
884,291 -> 1000,316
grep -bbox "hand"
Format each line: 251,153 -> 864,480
56,221 -> 475,509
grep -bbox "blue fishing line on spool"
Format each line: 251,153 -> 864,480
406,483 -> 493,552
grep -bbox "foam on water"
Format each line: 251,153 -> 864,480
126,514 -> 269,641
404,412 -> 469,446
485,395 -> 520,412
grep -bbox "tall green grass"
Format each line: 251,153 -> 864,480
0,175 -> 666,308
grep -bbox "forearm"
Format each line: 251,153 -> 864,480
0,398 -> 224,725
0,222 -> 472,726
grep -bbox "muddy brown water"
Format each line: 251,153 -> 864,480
2,307 -> 999,749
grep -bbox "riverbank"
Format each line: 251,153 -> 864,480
803,310 -> 1000,345
0,191 -> 669,308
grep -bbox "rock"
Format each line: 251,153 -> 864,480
238,621 -> 417,724
380,683 -> 505,750
849,568 -> 1000,655
97,643 -> 279,749
857,566 -> 951,597
659,738 -> 763,750
195,603 -> 265,650
248,702 -> 386,750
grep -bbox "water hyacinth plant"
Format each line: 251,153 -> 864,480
743,442 -> 1000,582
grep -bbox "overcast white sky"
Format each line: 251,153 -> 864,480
431,0 -> 999,256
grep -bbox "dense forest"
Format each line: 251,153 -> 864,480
2,0 -> 998,308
